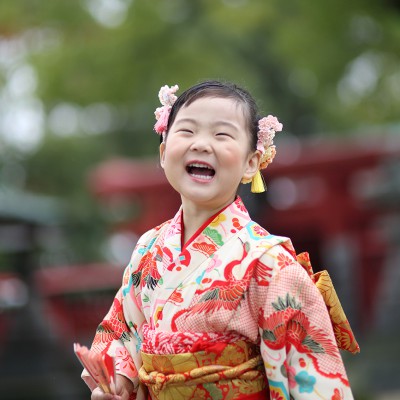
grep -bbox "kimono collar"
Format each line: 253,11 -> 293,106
178,197 -> 252,252
181,202 -> 231,250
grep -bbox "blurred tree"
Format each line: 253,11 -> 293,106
0,0 -> 399,262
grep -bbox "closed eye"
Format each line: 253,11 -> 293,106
216,132 -> 233,138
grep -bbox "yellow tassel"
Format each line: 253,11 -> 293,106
251,171 -> 265,193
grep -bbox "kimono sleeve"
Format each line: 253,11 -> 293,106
256,244 -> 354,399
81,230 -> 154,394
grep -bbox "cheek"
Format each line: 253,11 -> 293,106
162,142 -> 183,166
221,145 -> 250,165
224,152 -> 241,165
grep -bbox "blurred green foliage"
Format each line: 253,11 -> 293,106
0,0 -> 399,262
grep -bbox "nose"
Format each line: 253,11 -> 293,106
189,133 -> 212,153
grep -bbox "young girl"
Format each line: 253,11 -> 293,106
82,80 -> 359,400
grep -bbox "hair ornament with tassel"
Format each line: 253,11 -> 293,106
242,115 -> 283,193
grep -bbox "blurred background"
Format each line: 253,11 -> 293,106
0,0 -> 399,399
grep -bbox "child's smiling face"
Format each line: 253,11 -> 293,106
160,96 -> 260,212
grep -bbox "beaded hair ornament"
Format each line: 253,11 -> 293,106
154,84 -> 283,193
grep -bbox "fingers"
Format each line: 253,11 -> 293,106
91,387 -> 115,400
114,374 -> 134,399
90,376 -> 133,400
113,389 -> 127,400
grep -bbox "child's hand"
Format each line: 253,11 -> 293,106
91,387 -> 120,399
91,374 -> 134,400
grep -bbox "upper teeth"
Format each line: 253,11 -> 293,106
188,163 -> 212,169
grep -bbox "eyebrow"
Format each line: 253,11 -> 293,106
174,118 -> 240,131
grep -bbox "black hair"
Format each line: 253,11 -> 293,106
165,80 -> 260,150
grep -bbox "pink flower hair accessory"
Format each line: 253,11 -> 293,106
154,84 -> 179,136
241,114 -> 282,193
257,115 -> 283,170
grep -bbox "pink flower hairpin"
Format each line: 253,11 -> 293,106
154,84 -> 179,136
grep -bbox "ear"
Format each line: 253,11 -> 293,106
242,150 -> 262,181
159,142 -> 166,168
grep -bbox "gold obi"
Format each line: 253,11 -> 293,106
138,340 -> 267,400
296,252 -> 360,354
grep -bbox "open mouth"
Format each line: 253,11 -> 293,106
186,162 -> 215,180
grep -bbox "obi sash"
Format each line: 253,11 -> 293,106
296,252 -> 360,354
138,340 -> 268,399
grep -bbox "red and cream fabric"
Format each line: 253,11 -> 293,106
83,197 -> 355,399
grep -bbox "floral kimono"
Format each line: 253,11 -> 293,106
83,197 -> 357,399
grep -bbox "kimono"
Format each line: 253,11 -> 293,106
83,197 -> 356,399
